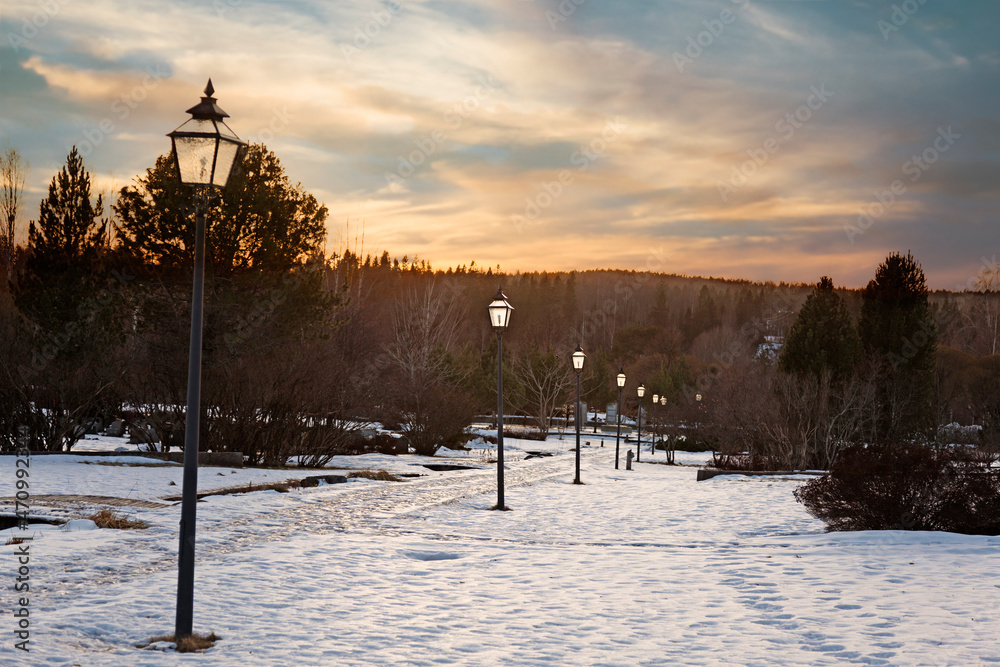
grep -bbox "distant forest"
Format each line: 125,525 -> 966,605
3,144 -> 1000,469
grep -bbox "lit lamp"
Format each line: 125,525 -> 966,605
661,395 -> 668,460
652,394 -> 659,456
695,392 -> 703,436
488,286 -> 513,509
169,80 -> 246,642
572,345 -> 586,484
636,383 -> 645,462
615,370 -> 626,470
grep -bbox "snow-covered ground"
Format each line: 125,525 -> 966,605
2,431 -> 998,665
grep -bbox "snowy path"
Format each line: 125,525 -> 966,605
4,444 -> 1000,665
33,446 -> 585,597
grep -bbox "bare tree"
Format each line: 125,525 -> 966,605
0,147 -> 26,283
963,269 -> 1000,356
386,281 -> 473,455
386,281 -> 467,389
511,344 -> 573,437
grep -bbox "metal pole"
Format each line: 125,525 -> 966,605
574,370 -> 582,484
615,386 -> 622,470
496,332 -> 505,509
636,396 -> 642,463
175,197 -> 205,639
651,404 -> 657,455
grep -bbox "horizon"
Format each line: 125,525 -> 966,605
2,0 -> 999,290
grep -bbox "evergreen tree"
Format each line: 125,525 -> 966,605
650,284 -> 670,328
26,146 -> 105,276
114,143 -> 327,276
15,147 -> 122,450
779,276 -> 859,383
858,251 -> 936,439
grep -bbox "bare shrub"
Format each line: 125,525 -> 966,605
794,443 -> 1000,534
88,508 -> 149,530
139,632 -> 220,653
502,426 -> 547,441
348,469 -> 402,481
705,359 -> 876,470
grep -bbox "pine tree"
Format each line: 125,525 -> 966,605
114,143 -> 327,276
26,146 -> 105,277
858,251 -> 936,439
779,276 -> 859,383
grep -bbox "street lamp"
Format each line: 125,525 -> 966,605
660,395 -> 667,460
488,286 -> 513,509
636,384 -> 645,462
695,392 -> 702,438
168,80 -> 246,641
572,345 -> 586,484
651,394 -> 659,455
615,369 -> 625,470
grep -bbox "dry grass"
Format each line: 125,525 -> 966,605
347,469 -> 403,482
139,632 -> 220,652
161,479 -> 297,502
82,461 -> 179,467
88,508 -> 149,530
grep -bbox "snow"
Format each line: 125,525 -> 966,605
2,431 -> 998,665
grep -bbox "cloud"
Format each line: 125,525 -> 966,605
1,0 -> 999,287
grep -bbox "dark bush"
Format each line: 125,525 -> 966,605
794,443 -> 1000,534
502,427 -> 547,441
712,451 -> 787,471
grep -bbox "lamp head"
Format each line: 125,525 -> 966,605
167,79 -> 246,188
488,285 -> 513,333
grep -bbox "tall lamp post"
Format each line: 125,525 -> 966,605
168,80 -> 246,640
615,369 -> 625,469
572,345 -> 586,484
651,394 -> 659,456
660,395 -> 667,459
636,384 -> 645,462
695,392 -> 702,439
488,286 -> 513,509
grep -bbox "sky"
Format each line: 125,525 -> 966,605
1,0 -> 998,289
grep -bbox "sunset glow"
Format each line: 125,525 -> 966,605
2,0 -> 998,287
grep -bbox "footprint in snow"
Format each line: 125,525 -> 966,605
400,550 -> 463,561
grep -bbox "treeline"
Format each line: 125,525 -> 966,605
2,144 -> 1000,468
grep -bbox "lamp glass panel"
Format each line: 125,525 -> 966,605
489,299 -> 511,329
212,137 -> 242,187
172,122 -> 218,185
